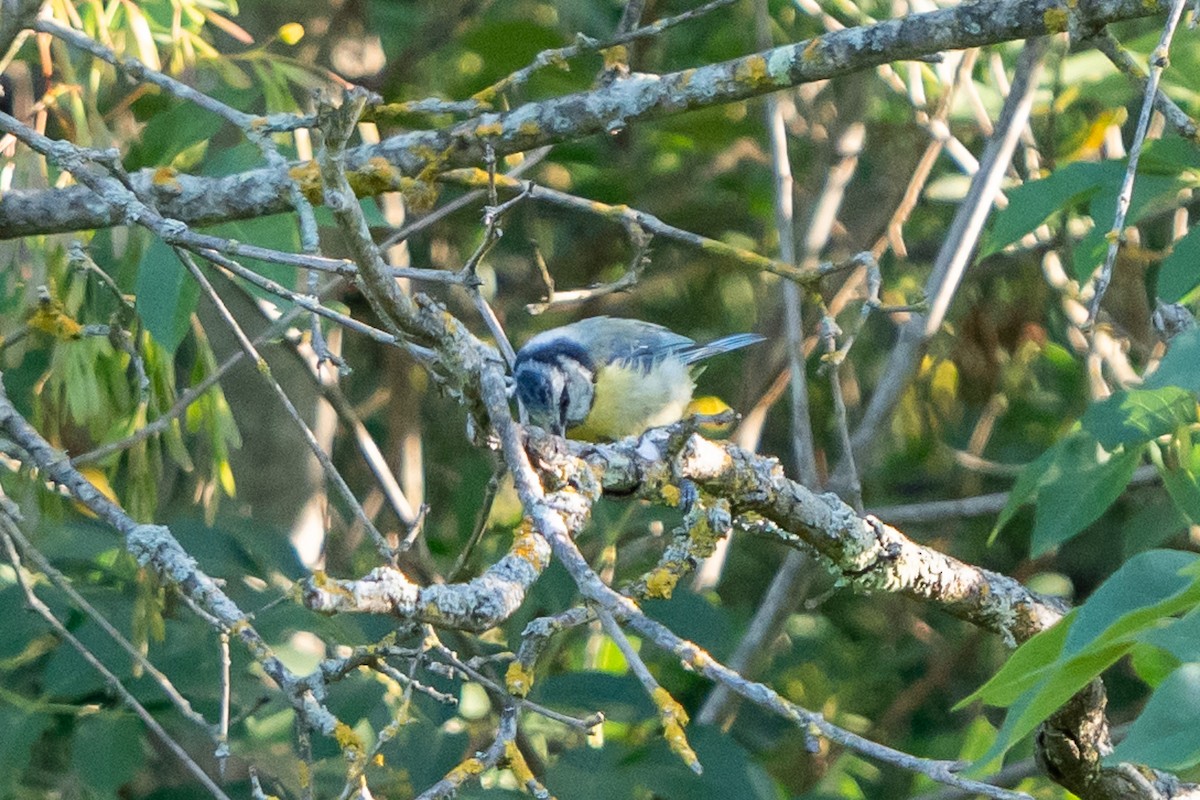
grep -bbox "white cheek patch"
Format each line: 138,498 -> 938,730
561,359 -> 596,426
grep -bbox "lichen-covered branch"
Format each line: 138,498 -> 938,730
0,380 -> 345,739
534,429 -> 1066,644
0,0 -> 1171,239
301,521 -> 549,633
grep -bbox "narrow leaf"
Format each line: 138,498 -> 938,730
135,238 -> 198,353
980,162 -> 1110,258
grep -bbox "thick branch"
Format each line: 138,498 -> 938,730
300,522 -> 549,633
0,0 -> 1169,240
537,430 -> 1066,644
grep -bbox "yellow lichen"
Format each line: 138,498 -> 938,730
644,567 -> 679,600
690,650 -> 713,671
503,740 -> 537,785
661,484 -> 682,507
652,687 -> 700,772
517,120 -> 540,137
333,721 -> 364,755
511,524 -> 550,571
686,513 -> 725,559
1043,7 -> 1069,33
287,160 -> 322,201
734,55 -> 769,86
445,756 -> 486,783
28,301 -> 82,340
151,166 -> 181,191
474,121 -> 504,137
505,661 -> 535,697
601,45 -> 628,70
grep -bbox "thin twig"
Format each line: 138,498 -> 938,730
1087,0 -> 1190,324
0,504 -> 213,733
527,223 -> 652,314
175,248 -> 394,563
472,0 -> 737,103
0,512 -> 233,800
448,463 -> 506,582
428,638 -> 602,731
71,283 -> 335,465
439,170 -> 827,285
848,37 -> 1049,465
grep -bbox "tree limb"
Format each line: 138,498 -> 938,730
0,0 -> 1170,240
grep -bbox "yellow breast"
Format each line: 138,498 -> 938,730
569,358 -> 695,441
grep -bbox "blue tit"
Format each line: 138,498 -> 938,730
512,317 -> 765,441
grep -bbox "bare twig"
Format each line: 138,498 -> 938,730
176,248 -> 395,563
0,506 -> 212,733
848,37 -> 1049,469
440,170 -> 827,285
1087,0 -> 1190,323
473,0 -> 737,103
0,509 -> 233,800
1089,28 -> 1198,140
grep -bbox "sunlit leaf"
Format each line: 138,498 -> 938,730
966,550 -> 1200,766
980,162 -> 1113,258
1080,386 -> 1197,450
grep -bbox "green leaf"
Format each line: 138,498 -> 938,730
1158,461 -> 1200,525
1069,170 -> 1195,281
71,714 -> 144,798
989,441 -> 1060,544
980,162 -> 1112,258
1069,225 -> 1109,282
975,639 -> 1133,768
1108,662 -> 1200,770
134,237 -> 198,353
0,708 -> 51,787
966,550 -> 1200,766
1031,434 -> 1142,556
1138,135 -> 1200,174
1157,223 -> 1200,303
125,97 -> 223,171
1145,328 -> 1200,392
1123,489 -> 1188,556
1129,641 -> 1180,687
957,609 -> 1075,709
1081,386 -> 1197,449
1138,605 -> 1200,663
1065,549 -> 1200,651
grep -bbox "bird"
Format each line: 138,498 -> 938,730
512,317 -> 765,441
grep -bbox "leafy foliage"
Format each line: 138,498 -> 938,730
1,0 -> 1200,798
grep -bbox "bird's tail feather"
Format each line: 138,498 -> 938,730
682,333 -> 766,364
